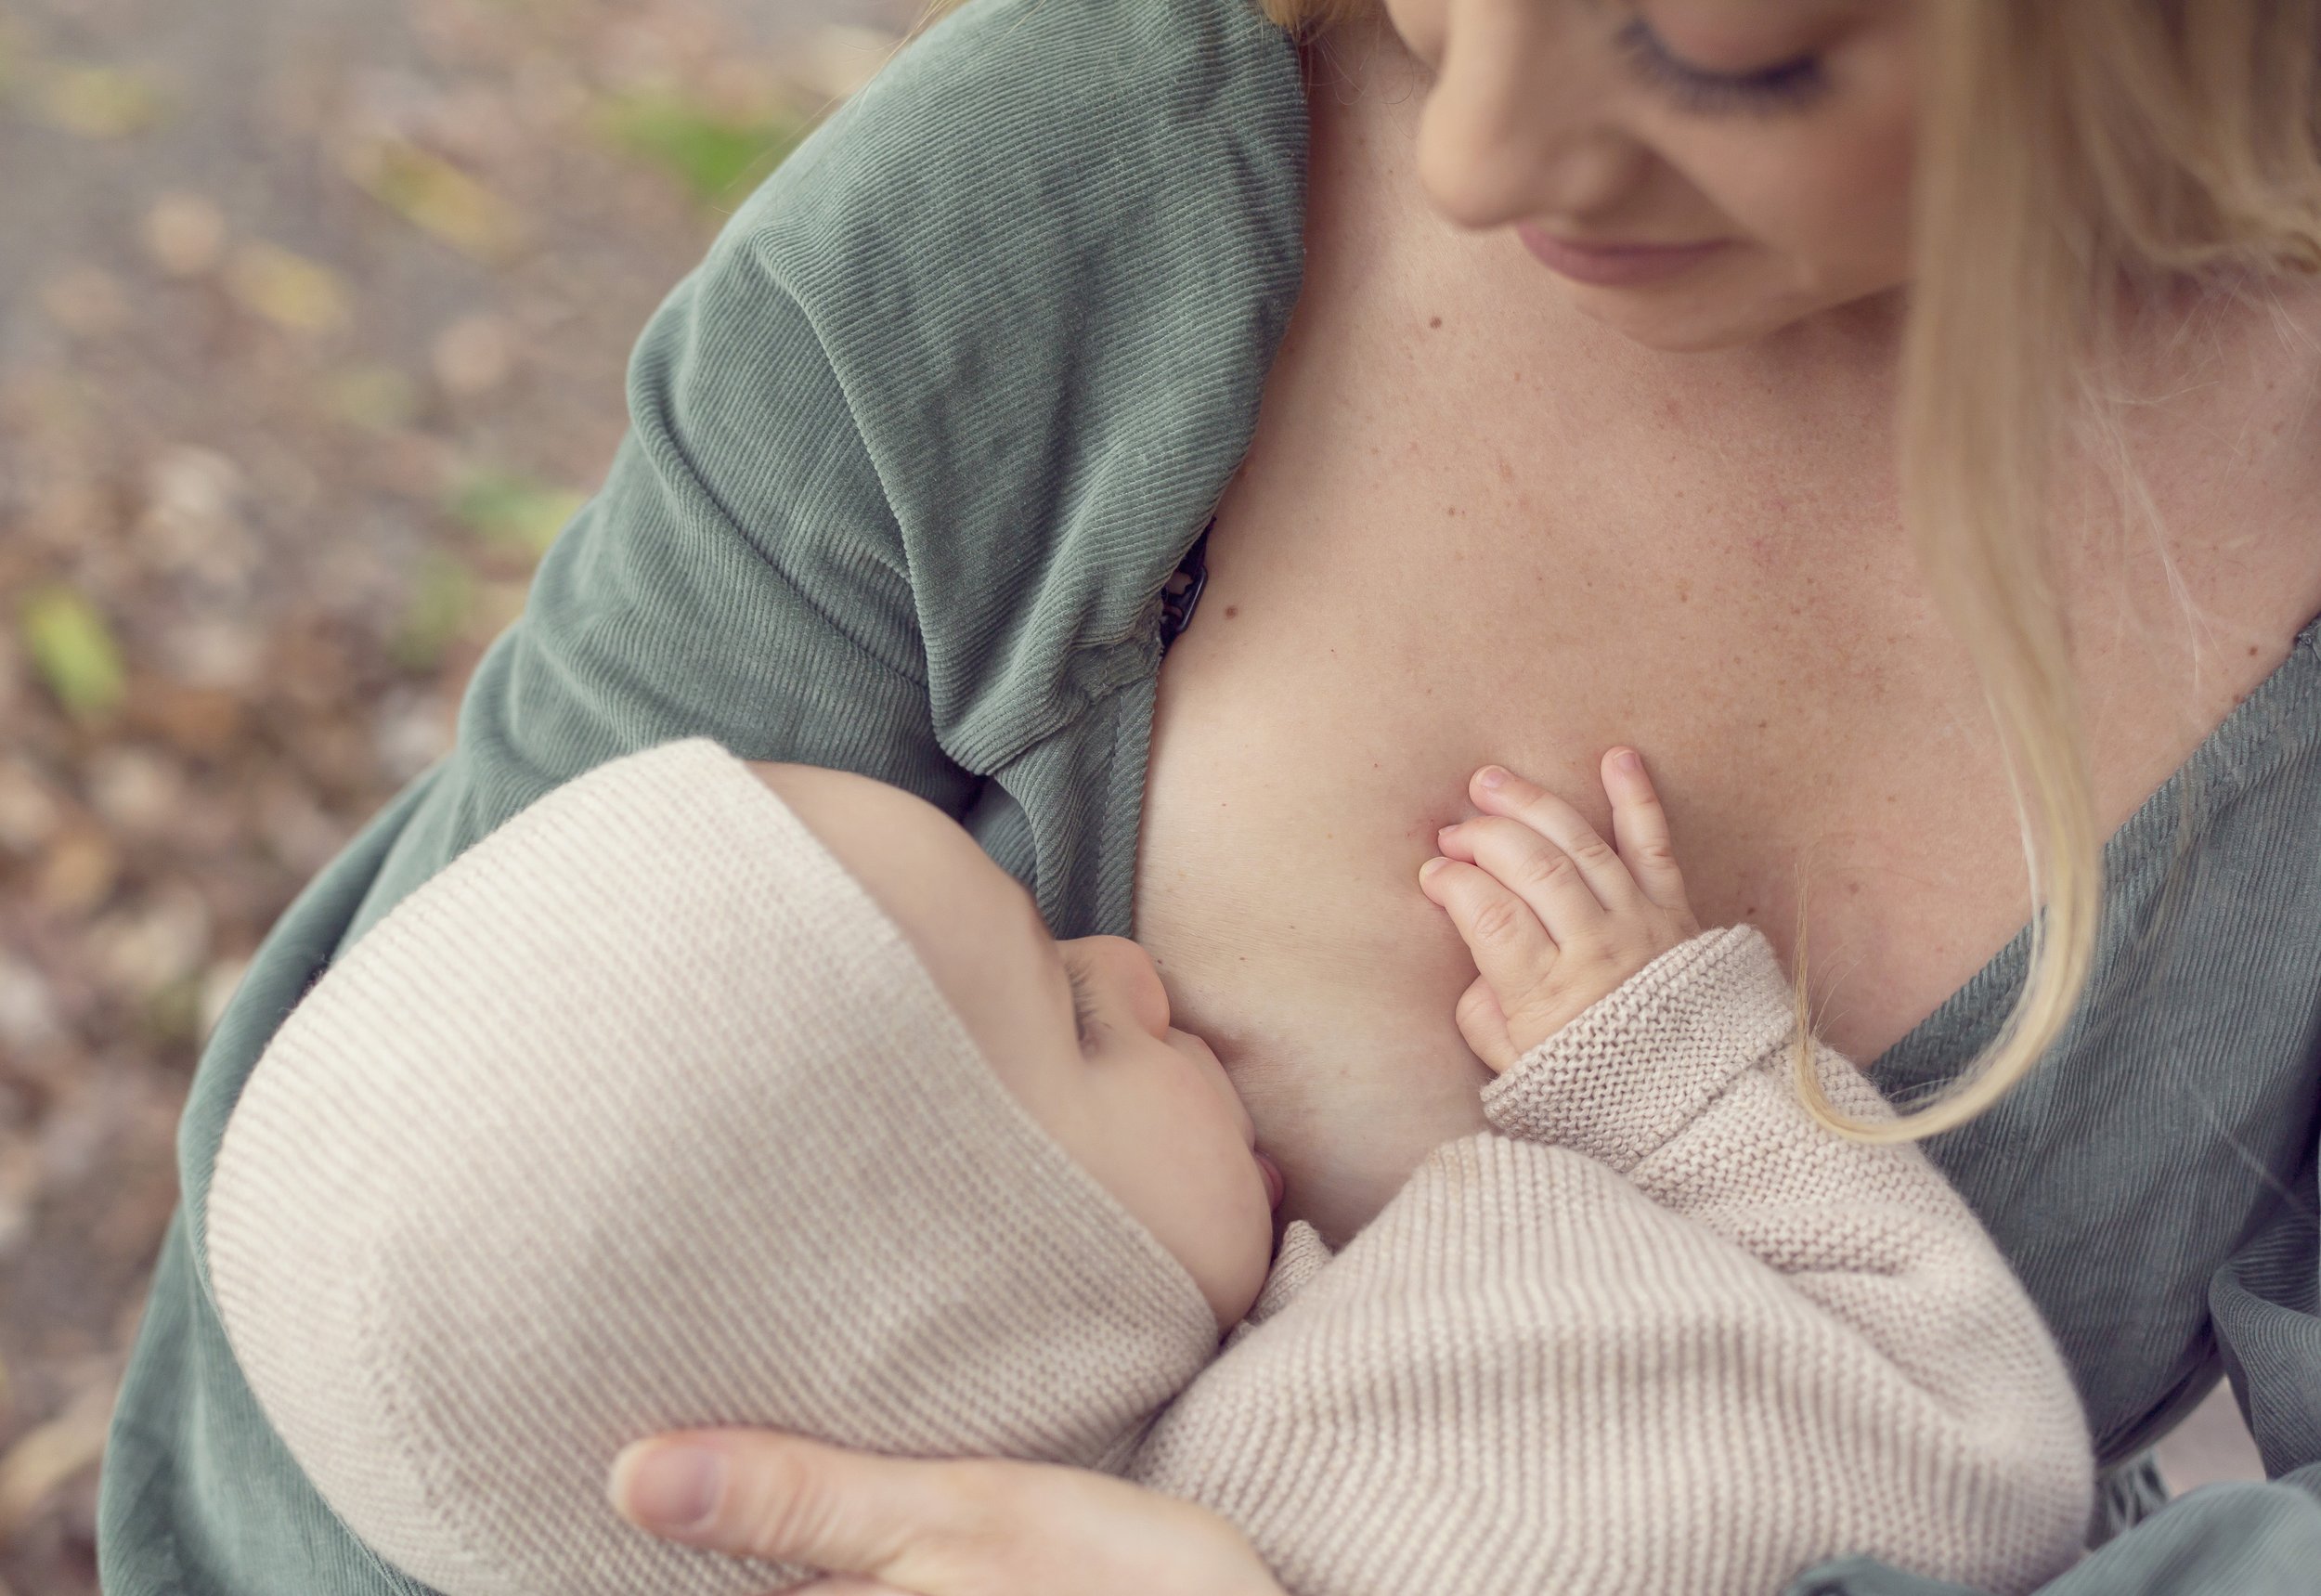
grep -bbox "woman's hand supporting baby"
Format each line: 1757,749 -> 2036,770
1420,747 -> 1703,1070
607,1429 -> 1286,1596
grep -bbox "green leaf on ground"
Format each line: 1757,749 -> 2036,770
226,242 -> 351,335
325,364 -> 421,431
18,586 -> 127,720
36,65 -> 166,137
341,138 -> 524,262
598,91 -> 804,207
447,469 -> 584,557
389,553 -> 478,672
139,974 -> 205,1048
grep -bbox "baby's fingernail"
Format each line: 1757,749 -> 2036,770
612,1441 -> 724,1532
1614,749 -> 1642,775
1477,766 -> 1507,789
1420,856 -> 1449,880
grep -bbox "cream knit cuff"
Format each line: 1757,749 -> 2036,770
1481,924 -> 1799,1172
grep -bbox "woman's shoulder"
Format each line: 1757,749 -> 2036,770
723,0 -> 1312,466
675,0 -> 1315,764
738,0 -> 1309,320
713,0 -> 1309,374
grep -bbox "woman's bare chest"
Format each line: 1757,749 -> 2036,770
1131,312 -> 2321,1243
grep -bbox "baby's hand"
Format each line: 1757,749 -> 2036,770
1420,749 -> 1702,1072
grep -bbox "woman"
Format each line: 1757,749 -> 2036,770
97,1 -> 2321,1594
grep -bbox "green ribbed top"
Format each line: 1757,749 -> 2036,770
97,2 -> 2321,1592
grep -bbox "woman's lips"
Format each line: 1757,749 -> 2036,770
1255,1149 -> 1285,1211
1513,224 -> 1731,287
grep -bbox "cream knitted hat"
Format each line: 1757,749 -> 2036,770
206,736 -> 1218,1596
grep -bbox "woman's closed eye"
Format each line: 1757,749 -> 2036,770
1614,17 -> 1829,116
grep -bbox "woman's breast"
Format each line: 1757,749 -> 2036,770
1125,485 -> 1861,1244
1129,458 -> 2030,1245
1132,619 -> 1497,1244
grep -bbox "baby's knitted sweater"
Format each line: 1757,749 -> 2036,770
207,738 -> 2094,1596
1137,929 -> 2095,1595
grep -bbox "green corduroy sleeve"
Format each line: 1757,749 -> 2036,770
97,196 -> 971,1596
344,222 -> 976,958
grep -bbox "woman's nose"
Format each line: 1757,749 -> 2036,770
1414,6 -> 1651,232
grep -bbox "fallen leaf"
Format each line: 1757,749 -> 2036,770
0,761 -> 61,854
136,447 -> 257,587
35,65 -> 164,138
341,137 -> 523,261
0,1374 -> 116,1541
225,242 -> 351,335
142,192 -> 227,277
125,679 -> 248,755
38,267 -> 129,338
447,469 -> 584,557
429,314 -> 514,396
389,551 -> 478,671
84,746 -> 188,837
598,90 -> 803,207
16,586 -> 126,721
324,363 -> 421,431
34,827 -> 120,916
373,688 -> 454,781
0,957 -> 63,1056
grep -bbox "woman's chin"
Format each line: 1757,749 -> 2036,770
1552,259 -> 1906,357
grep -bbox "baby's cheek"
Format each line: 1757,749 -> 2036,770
1157,1146 -> 1276,1329
1203,1158 -> 1279,1328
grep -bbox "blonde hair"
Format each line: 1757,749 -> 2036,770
927,0 -> 2321,1140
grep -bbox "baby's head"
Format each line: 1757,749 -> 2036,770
212,736 -> 1265,1596
747,760 -> 1279,1329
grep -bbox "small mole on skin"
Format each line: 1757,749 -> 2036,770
1225,604 -> 1239,618
2250,645 -> 2261,656
1429,316 -> 1443,329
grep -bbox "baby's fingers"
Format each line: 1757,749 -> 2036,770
1602,747 -> 1691,915
1419,856 -> 1555,1055
1451,973 -> 1519,1075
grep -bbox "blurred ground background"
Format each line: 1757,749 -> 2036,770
0,0 -> 2269,1591
0,0 -> 914,1589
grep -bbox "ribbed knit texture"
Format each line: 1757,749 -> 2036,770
1135,927 -> 2094,1596
213,741 -> 2090,1596
206,738 -> 1218,1596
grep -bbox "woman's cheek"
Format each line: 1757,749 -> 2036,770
1686,128 -> 1915,295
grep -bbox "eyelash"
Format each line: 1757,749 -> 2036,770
1066,962 -> 1103,1049
1614,18 -> 1829,116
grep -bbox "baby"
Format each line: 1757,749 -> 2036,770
207,736 -> 2094,1596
